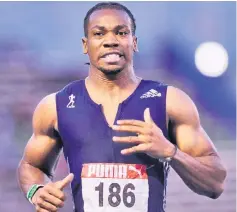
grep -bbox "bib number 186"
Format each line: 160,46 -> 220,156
95,182 -> 135,208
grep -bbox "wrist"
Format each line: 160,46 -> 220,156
159,144 -> 178,163
166,143 -> 177,158
27,184 -> 44,204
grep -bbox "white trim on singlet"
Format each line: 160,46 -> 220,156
162,161 -> 170,212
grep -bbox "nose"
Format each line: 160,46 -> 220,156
103,32 -> 119,48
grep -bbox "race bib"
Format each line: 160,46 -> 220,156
81,163 -> 149,212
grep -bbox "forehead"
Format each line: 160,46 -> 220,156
88,9 -> 132,30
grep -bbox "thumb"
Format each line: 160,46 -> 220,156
144,108 -> 154,124
55,173 -> 74,190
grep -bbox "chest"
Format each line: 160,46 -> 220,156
100,102 -> 121,127
58,93 -> 168,163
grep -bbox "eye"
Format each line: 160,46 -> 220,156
94,32 -> 104,36
117,31 -> 128,36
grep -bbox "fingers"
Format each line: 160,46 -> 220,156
113,135 -> 148,144
116,119 -> 148,127
41,189 -> 65,207
121,143 -> 149,155
55,173 -> 74,190
36,198 -> 58,211
35,206 -> 51,212
44,185 -> 66,201
144,108 -> 154,124
34,174 -> 73,212
35,187 -> 65,211
112,125 -> 148,134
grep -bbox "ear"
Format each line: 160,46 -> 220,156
82,37 -> 88,54
133,36 -> 139,52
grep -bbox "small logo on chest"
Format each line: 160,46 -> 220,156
67,94 -> 76,108
140,89 -> 161,99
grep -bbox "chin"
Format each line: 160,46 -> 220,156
98,65 -> 124,76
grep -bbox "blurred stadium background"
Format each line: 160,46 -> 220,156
0,1 -> 235,212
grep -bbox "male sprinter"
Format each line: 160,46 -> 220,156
17,2 -> 227,212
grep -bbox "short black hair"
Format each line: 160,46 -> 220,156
84,2 -> 136,37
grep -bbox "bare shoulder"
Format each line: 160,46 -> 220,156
35,93 -> 56,110
33,93 -> 57,134
166,86 -> 200,126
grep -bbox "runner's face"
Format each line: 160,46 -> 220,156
82,9 -> 138,75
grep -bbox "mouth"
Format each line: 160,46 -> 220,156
101,52 -> 123,58
100,52 -> 124,64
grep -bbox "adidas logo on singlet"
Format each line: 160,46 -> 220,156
140,89 -> 161,99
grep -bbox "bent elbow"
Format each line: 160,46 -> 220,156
209,183 -> 225,199
210,166 -> 227,199
209,191 -> 223,199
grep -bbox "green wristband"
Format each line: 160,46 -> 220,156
27,184 -> 44,204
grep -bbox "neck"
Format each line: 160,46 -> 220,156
87,65 -> 140,92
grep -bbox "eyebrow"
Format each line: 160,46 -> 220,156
91,24 -> 129,31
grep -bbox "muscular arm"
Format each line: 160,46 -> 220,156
17,93 -> 62,196
166,86 -> 227,199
